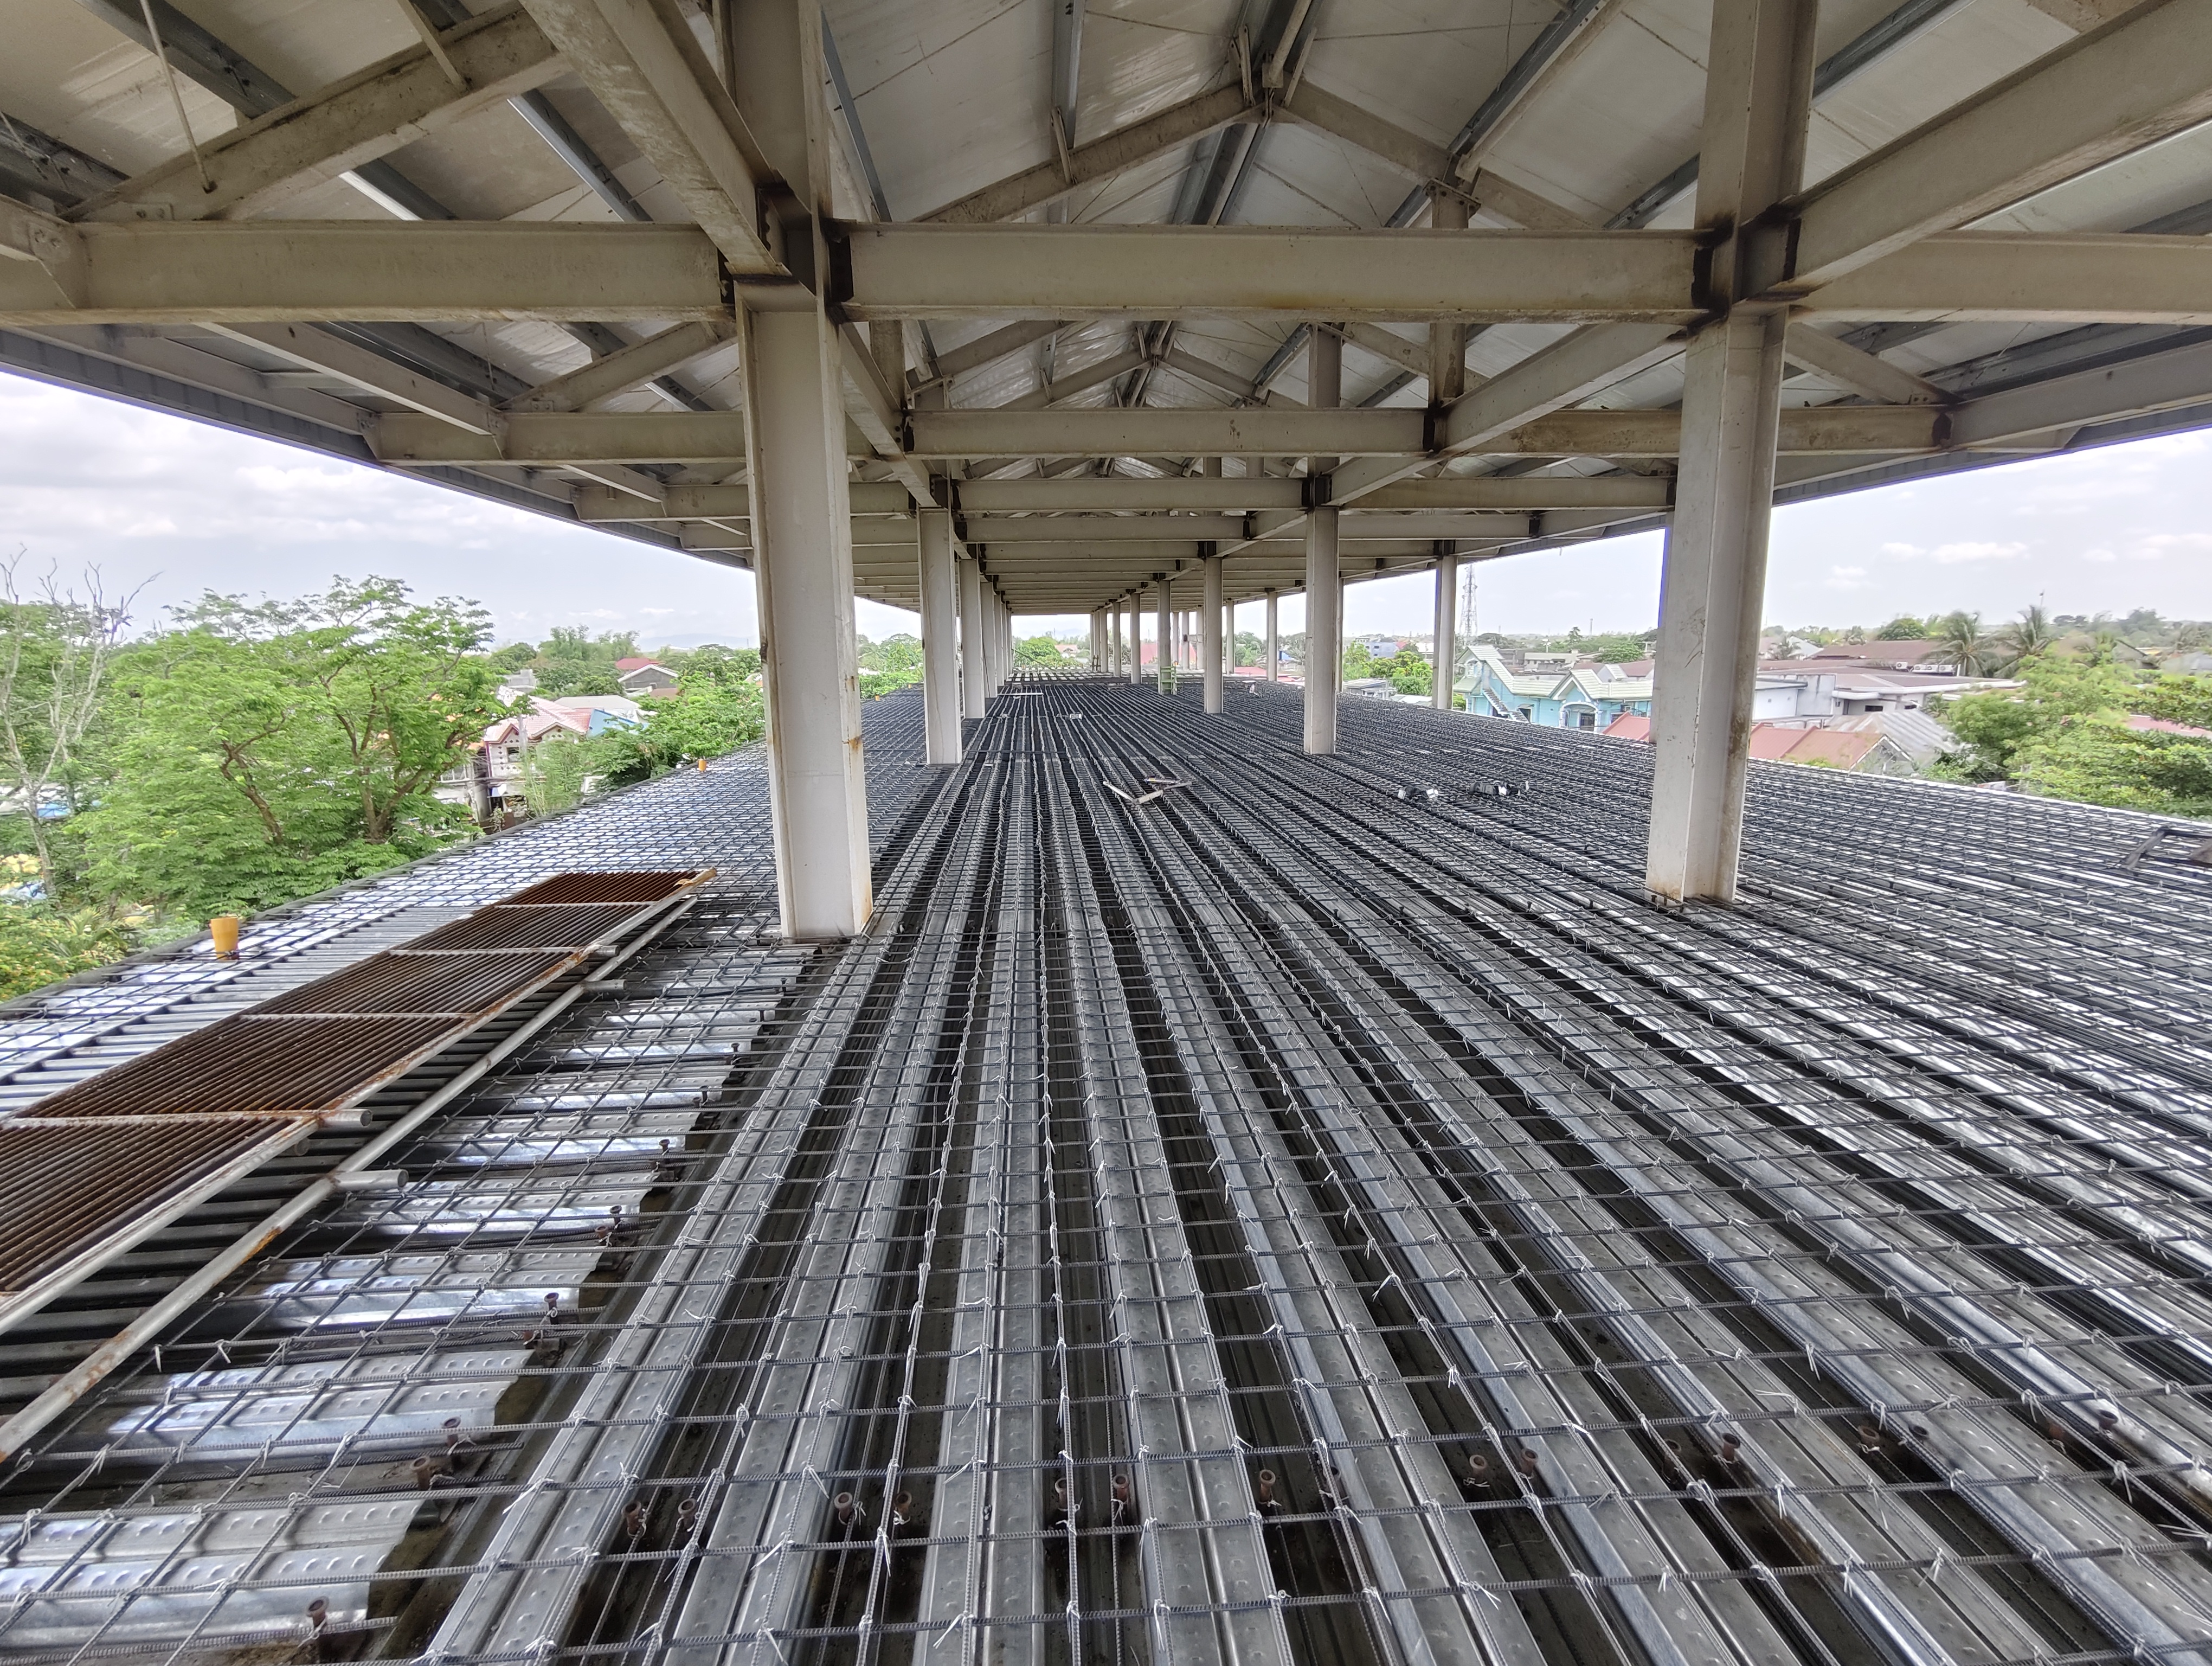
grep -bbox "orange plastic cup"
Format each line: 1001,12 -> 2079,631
210,914 -> 242,958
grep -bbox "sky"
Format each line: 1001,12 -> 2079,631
3,370 -> 2208,647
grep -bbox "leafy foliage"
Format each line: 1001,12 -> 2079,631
1932,656 -> 2212,817
0,905 -> 131,1002
83,578 -> 498,919
1014,634 -> 1066,668
0,557 -> 137,896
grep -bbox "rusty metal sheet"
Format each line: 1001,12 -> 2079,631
0,1119 -> 303,1296
0,870 -> 710,1339
501,870 -> 708,906
18,1015 -> 460,1119
406,903 -> 654,953
253,950 -> 579,1018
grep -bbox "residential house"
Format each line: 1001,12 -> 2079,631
494,667 -> 538,705
1604,713 -> 1917,776
614,656 -> 680,696
1457,645 -> 1655,730
438,694 -> 646,817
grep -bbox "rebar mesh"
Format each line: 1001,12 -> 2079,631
3,681 -> 2210,1666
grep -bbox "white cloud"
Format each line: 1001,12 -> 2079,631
0,373 -> 764,645
1925,541 -> 2028,565
2082,546 -> 2118,563
1879,541 -> 1921,558
2131,531 -> 2212,561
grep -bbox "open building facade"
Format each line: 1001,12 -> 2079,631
4,0 -> 2212,1662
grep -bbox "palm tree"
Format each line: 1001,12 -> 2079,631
1994,604 -> 2056,673
1934,610 -> 1991,675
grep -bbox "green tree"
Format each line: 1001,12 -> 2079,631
0,906 -> 131,1001
1933,610 -> 1994,675
533,662 -> 623,699
1992,604 -> 2057,673
1379,648 -> 1433,695
1874,615 -> 1927,639
1932,656 -> 2140,783
487,641 -> 537,672
85,578 -> 497,918
664,644 -> 760,687
2139,674 -> 2212,732
1342,641 -> 1375,681
0,558 -> 137,898
2015,723 -> 2212,816
1015,634 -> 1066,668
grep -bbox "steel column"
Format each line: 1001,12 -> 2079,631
1127,593 -> 1143,685
1432,547 -> 1459,712
1264,591 -> 1278,684
1304,326 -> 1342,753
918,506 -> 962,765
1646,0 -> 1817,905
740,299 -> 871,941
1201,553 -> 1224,713
1155,584 -> 1172,695
959,554 -> 988,719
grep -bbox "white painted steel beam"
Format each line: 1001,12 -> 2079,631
372,402 -> 1964,470
0,215 -> 729,325
919,83 -> 1252,222
208,322 -> 498,430
370,410 -> 749,465
924,318 -> 1067,386
507,319 -> 737,413
1279,82 -> 1452,182
1803,232 -> 2212,325
959,477 -> 1304,512
516,0 -> 781,273
1329,321 -> 1683,504
73,3 -> 564,223
1780,322 -> 1945,405
1782,0 -> 2212,289
1947,337 -> 2212,446
910,407 -> 1424,458
574,480 -> 910,521
954,474 -> 1671,512
839,223 -> 1703,323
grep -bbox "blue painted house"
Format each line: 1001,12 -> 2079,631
1456,646 -> 1655,731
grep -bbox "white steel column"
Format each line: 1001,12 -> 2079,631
1303,326 -> 1343,755
1265,592 -> 1278,684
1201,553 -> 1224,713
918,507 -> 962,765
1155,584 -> 1172,694
1432,547 -> 1459,712
1127,593 -> 1143,685
741,301 -> 870,941
1646,0 -> 1816,905
959,554 -> 988,719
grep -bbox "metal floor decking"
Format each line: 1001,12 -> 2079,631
2,677 -> 2210,1666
